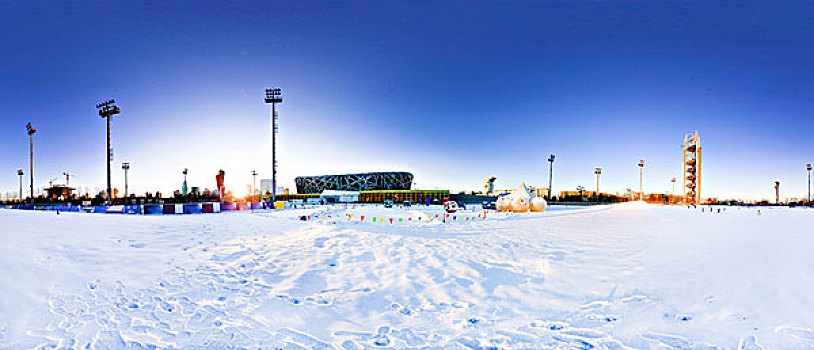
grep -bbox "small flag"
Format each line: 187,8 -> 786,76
399,218 -> 403,222
389,218 -> 393,224
361,215 -> 365,221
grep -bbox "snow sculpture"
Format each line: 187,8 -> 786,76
495,182 -> 547,212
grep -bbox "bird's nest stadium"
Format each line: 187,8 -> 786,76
295,172 -> 414,194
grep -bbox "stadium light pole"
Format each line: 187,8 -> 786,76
251,170 -> 258,197
96,99 -> 121,205
17,169 -> 24,203
807,164 -> 812,203
264,88 -> 282,203
594,167 -> 602,202
26,122 -> 36,204
638,159 -> 645,200
122,162 -> 130,200
547,154 -> 555,201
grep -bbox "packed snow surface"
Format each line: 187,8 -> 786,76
1,203 -> 813,349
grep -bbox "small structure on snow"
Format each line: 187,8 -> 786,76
496,182 -> 547,212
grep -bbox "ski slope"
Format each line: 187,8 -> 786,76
1,203 -> 812,349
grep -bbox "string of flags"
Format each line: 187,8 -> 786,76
298,210 -> 514,223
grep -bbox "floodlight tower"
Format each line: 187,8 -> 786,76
682,131 -> 702,204
594,167 -> 602,201
251,170 -> 258,197
96,99 -> 121,204
807,164 -> 812,203
638,159 -> 645,200
26,122 -> 36,204
17,169 -> 24,202
122,162 -> 130,199
547,154 -> 555,200
264,87 -> 282,203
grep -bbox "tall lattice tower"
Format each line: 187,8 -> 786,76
683,131 -> 702,204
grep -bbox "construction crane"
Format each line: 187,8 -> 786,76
62,172 -> 76,187
48,176 -> 59,187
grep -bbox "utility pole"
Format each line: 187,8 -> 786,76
96,99 -> 121,205
122,162 -> 130,200
264,88 -> 282,203
594,167 -> 602,202
671,177 -> 677,196
807,164 -> 812,203
638,159 -> 645,200
26,123 -> 36,204
547,154 -> 555,201
17,169 -> 24,203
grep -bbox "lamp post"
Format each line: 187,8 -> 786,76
594,167 -> 602,202
17,169 -> 24,203
251,170 -> 258,198
638,159 -> 645,200
547,154 -> 555,201
807,164 -> 812,203
26,122 -> 36,204
122,162 -> 130,200
96,99 -> 121,205
264,88 -> 282,203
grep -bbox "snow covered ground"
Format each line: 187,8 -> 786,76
1,203 -> 813,349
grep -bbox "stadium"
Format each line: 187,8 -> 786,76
295,172 -> 414,193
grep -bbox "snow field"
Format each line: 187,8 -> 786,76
1,203 -> 813,349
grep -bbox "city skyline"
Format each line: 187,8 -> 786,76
2,1 -> 814,201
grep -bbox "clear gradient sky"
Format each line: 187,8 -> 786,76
2,1 -> 813,200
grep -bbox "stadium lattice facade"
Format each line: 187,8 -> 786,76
295,172 -> 413,194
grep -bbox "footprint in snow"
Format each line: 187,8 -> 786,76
738,335 -> 763,350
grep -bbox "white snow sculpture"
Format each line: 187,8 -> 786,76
530,197 -> 548,212
495,182 -> 547,212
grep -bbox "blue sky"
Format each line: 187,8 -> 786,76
2,1 -> 813,200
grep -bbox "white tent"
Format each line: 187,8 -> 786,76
495,182 -> 547,212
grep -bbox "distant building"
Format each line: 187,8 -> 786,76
483,176 -> 497,195
260,179 -> 273,194
45,185 -> 74,200
320,190 -> 359,203
260,179 -> 286,195
495,186 -> 548,198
